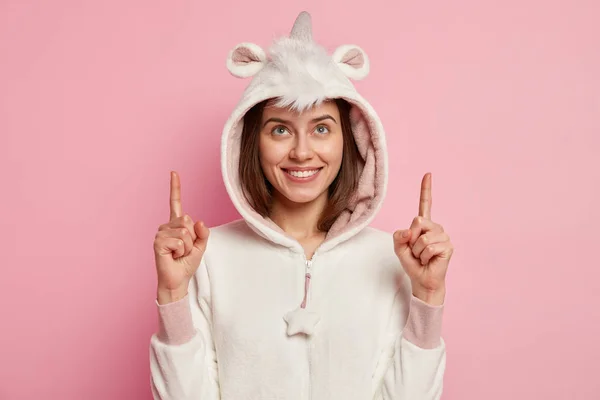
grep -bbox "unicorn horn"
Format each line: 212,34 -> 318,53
290,11 -> 313,41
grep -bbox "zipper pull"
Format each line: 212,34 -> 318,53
305,259 -> 312,274
301,259 -> 313,309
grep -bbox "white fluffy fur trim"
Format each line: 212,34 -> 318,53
264,37 -> 348,112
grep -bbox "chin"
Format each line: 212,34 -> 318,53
279,189 -> 326,205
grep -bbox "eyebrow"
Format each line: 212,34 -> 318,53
262,114 -> 337,128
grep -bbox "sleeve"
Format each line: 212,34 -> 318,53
372,294 -> 446,400
149,259 -> 220,400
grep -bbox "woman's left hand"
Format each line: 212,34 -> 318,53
393,173 -> 453,306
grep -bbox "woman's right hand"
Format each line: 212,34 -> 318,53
153,171 -> 210,304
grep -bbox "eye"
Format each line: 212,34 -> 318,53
314,125 -> 330,134
271,125 -> 290,136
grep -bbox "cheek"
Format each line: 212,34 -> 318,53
318,135 -> 344,165
259,137 -> 289,169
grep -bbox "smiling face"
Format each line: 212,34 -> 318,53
258,100 -> 344,206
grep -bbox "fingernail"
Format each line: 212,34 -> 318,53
402,230 -> 409,238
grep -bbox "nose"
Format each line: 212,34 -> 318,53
289,133 -> 314,161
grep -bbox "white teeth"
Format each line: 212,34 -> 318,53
287,169 -> 319,178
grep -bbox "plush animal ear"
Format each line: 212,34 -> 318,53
226,43 -> 267,78
332,45 -> 370,80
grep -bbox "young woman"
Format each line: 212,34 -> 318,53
150,12 -> 453,400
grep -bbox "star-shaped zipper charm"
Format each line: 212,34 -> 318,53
283,307 -> 320,336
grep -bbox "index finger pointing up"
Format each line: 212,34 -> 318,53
418,172 -> 432,220
170,171 -> 183,220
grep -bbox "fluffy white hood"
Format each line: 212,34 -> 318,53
221,11 -> 388,253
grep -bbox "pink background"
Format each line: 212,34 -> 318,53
1,0 -> 599,399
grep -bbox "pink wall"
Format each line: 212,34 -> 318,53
2,1 -> 598,398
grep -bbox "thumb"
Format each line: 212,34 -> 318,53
192,221 -> 210,254
393,229 -> 412,257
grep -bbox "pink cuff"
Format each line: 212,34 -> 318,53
156,294 -> 196,345
403,295 -> 444,349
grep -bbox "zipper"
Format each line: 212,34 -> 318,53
301,252 -> 316,400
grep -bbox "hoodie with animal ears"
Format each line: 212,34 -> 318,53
150,11 -> 446,400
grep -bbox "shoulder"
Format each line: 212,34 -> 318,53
350,226 -> 395,252
204,219 -> 277,257
208,219 -> 251,239
206,219 -> 253,249
357,226 -> 394,241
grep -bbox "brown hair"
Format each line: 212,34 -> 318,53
239,98 -> 360,232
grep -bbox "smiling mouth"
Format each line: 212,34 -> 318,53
282,168 -> 323,178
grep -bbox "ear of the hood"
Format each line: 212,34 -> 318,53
227,42 -> 267,78
332,45 -> 370,81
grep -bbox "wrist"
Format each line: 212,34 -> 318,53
157,286 -> 188,305
412,285 -> 446,306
